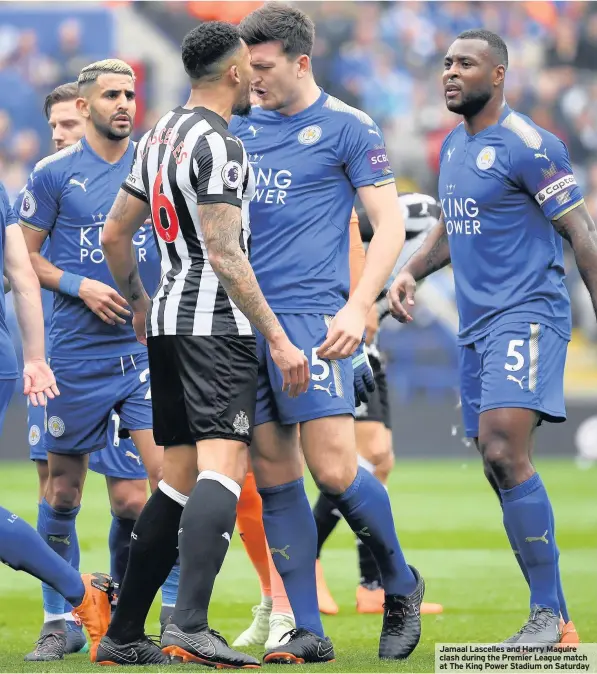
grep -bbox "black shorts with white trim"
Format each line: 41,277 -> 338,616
147,334 -> 258,447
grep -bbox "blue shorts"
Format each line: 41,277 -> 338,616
43,352 -> 153,455
29,403 -> 147,480
255,314 -> 355,426
459,322 -> 567,438
0,378 -> 16,436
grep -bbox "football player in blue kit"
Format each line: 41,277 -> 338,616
10,82 -> 174,661
230,3 -> 423,662
389,30 -> 595,645
0,180 -> 115,658
17,61 -> 173,661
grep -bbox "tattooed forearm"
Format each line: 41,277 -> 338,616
403,217 -> 451,282
127,259 -> 144,303
424,230 -> 450,276
553,203 -> 597,320
101,193 -> 151,313
199,203 -> 284,341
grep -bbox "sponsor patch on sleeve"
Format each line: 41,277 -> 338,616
534,171 -> 577,206
367,148 -> 390,172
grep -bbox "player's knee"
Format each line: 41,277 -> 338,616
479,431 -> 529,488
375,449 -> 395,483
313,461 -> 357,495
111,495 -> 145,520
45,477 -> 83,510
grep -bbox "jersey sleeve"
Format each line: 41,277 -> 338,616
511,134 -> 584,221
192,132 -> 245,208
18,163 -> 60,232
122,133 -> 149,202
339,116 -> 395,189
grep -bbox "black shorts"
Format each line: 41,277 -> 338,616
147,335 -> 258,447
355,355 -> 392,429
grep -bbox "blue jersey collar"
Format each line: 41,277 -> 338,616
81,136 -> 134,167
464,102 -> 511,139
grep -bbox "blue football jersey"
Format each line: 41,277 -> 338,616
438,105 -> 582,345
18,138 -> 161,359
230,90 -> 394,313
0,182 -> 19,378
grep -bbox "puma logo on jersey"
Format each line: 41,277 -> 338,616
368,128 -> 380,138
507,374 -> 526,389
222,532 -> 231,544
447,147 -> 455,161
534,149 -> 550,162
248,125 -> 262,137
525,530 -> 549,544
69,178 -> 88,191
314,382 -> 333,396
125,450 -> 141,465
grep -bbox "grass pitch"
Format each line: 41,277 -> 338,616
0,458 -> 595,672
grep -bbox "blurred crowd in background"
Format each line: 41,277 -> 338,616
1,0 -> 597,409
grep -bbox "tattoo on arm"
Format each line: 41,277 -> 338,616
405,217 -> 451,281
553,203 -> 597,319
109,190 -> 130,223
127,259 -> 143,303
200,203 -> 282,341
424,229 -> 450,276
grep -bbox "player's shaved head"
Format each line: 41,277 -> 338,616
443,30 -> 507,119
43,82 -> 78,120
239,2 -> 315,58
77,59 -> 135,94
182,21 -> 243,82
456,29 -> 509,70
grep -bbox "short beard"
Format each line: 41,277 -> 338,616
448,88 -> 492,118
90,108 -> 132,141
232,93 -> 252,117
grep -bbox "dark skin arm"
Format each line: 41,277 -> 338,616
552,201 -> 597,319
387,215 -> 451,322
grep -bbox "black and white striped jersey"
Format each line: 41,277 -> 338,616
122,106 -> 255,337
398,192 -> 441,237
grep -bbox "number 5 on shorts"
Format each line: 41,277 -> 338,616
504,339 -> 525,372
300,348 -> 330,382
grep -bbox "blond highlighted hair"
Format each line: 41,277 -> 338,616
77,59 -> 135,89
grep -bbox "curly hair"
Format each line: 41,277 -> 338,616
182,21 -> 242,80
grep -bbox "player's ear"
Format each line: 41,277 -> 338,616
229,64 -> 241,85
296,54 -> 311,80
494,64 -> 506,88
76,96 -> 91,121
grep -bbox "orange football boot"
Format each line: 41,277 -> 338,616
316,559 -> 339,615
71,572 -> 112,662
356,584 -> 444,614
559,618 -> 580,644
